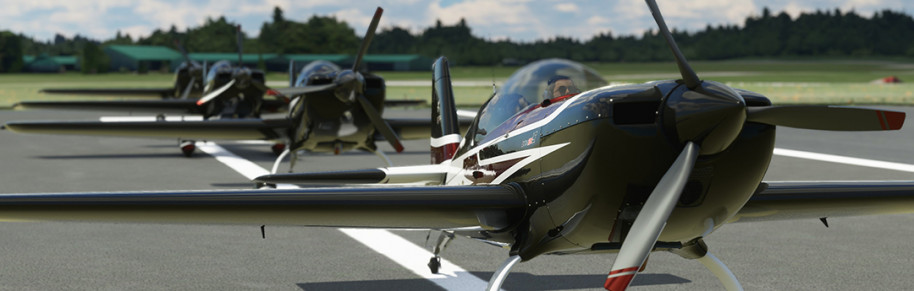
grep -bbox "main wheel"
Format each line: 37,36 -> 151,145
271,143 -> 286,156
180,141 -> 196,157
427,257 -> 441,274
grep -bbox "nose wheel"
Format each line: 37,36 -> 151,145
179,140 -> 196,157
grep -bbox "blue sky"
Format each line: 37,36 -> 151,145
2,0 -> 911,42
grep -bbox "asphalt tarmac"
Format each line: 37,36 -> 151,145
0,106 -> 912,290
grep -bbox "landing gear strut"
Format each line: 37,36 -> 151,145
179,140 -> 196,157
427,230 -> 455,274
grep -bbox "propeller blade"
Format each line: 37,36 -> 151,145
605,141 -> 699,291
356,95 -> 403,153
174,40 -> 198,67
196,79 -> 235,106
180,76 -> 196,99
269,83 -> 337,98
352,7 -> 383,72
644,0 -> 700,89
289,59 -> 296,87
747,106 -> 904,131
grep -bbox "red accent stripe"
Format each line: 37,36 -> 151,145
604,273 -> 635,291
430,142 -> 458,164
608,267 -> 640,276
879,110 -> 905,130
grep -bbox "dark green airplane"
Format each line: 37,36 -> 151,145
5,7 -> 438,169
2,2 -> 913,290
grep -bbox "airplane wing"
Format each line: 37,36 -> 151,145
3,119 -> 292,140
732,181 -> 914,223
383,118 -> 473,140
0,185 -> 524,229
15,99 -> 289,115
41,88 -> 174,98
14,100 -> 202,114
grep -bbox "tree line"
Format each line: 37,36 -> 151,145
3,6 -> 914,73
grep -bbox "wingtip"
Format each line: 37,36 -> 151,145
881,110 -> 905,130
394,143 -> 404,153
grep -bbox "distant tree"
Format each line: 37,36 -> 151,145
80,41 -> 108,74
0,31 -> 24,72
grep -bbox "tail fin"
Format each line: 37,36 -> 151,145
431,57 -> 461,164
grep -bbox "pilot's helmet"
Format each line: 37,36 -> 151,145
542,75 -> 581,100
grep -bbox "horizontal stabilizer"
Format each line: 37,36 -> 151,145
4,119 -> 292,140
255,165 -> 448,185
255,169 -> 388,184
0,186 -> 524,228
733,181 -> 914,222
41,88 -> 174,98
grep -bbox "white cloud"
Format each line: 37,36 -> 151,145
554,3 -> 578,13
7,0 -> 914,43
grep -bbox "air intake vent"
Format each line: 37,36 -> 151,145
613,101 -> 660,124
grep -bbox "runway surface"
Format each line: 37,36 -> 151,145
0,106 -> 913,290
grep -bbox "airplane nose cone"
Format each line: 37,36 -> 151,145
663,80 -> 746,155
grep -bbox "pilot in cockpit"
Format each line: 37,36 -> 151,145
543,75 -> 582,101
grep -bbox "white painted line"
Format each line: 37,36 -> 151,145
198,141 -> 493,288
195,142 -> 297,189
774,148 -> 914,173
340,229 -> 492,290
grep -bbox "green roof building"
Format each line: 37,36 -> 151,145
22,54 -> 79,73
105,45 -> 181,73
180,53 -> 278,71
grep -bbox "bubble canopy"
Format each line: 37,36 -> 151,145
473,59 -> 607,144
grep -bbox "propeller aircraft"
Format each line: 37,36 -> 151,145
17,28 -> 286,122
5,7 -> 444,169
2,2 -> 914,290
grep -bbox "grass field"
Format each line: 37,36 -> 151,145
3,59 -> 914,108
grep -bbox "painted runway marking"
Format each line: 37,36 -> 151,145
340,229 -> 491,290
774,148 -> 914,173
197,142 -> 493,289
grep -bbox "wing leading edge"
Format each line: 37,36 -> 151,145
3,119 -> 292,140
0,185 -> 524,229
732,181 -> 914,223
41,88 -> 175,98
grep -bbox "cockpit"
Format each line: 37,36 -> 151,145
204,60 -> 233,84
471,59 -> 607,145
294,60 -> 341,87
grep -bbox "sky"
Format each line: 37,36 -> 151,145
2,0 -> 911,43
